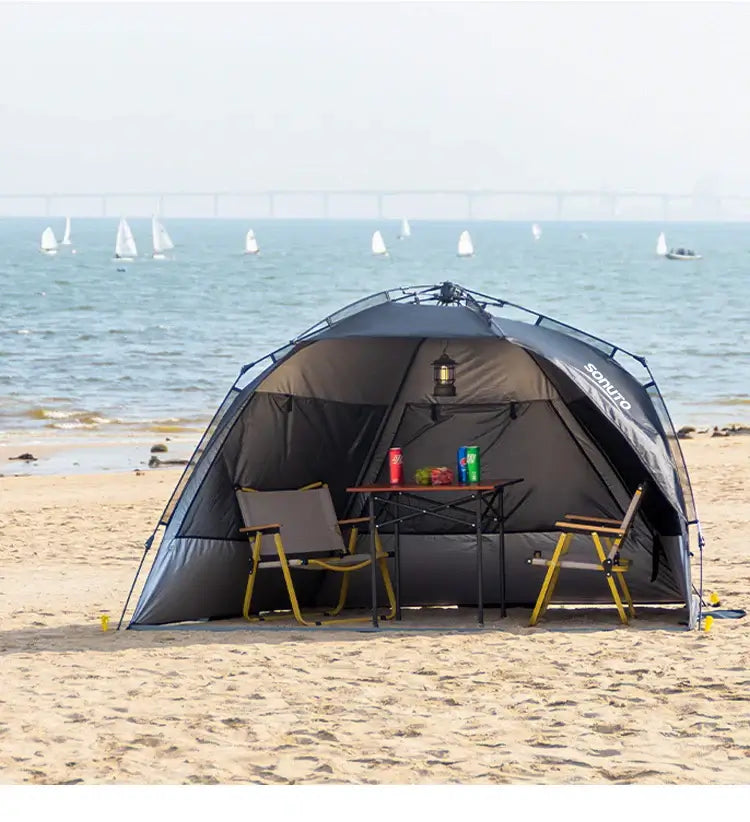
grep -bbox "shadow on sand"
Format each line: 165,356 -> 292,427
0,605 -> 692,657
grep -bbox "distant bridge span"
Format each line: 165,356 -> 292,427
0,188 -> 742,219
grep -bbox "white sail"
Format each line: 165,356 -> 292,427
532,223 -> 542,240
245,228 -> 260,254
656,231 -> 667,256
114,218 -> 138,260
371,230 -> 388,256
398,218 -> 411,239
152,216 -> 174,257
40,226 -> 58,254
61,217 -> 72,245
457,229 -> 474,257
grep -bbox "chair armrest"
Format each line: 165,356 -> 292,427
564,514 -> 622,525
555,521 -> 624,535
337,517 -> 371,525
239,523 -> 281,534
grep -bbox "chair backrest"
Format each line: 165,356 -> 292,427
619,483 -> 646,537
235,487 -> 345,557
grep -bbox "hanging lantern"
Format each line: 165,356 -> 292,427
432,352 -> 456,397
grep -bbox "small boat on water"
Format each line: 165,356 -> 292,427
244,228 -> 260,255
656,231 -> 667,256
398,218 -> 411,239
61,217 -> 72,246
532,223 -> 542,241
665,247 -> 702,261
371,230 -> 388,256
40,226 -> 58,255
114,218 -> 138,261
152,216 -> 175,259
457,230 -> 474,257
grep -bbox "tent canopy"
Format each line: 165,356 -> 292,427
126,282 -> 698,627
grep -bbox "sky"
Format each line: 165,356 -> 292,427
1,1 -> 749,205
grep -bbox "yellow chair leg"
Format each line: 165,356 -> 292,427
529,532 -> 572,626
243,524 -> 398,628
325,525 -> 361,616
541,533 -> 573,615
370,529 -> 395,621
615,572 -> 635,620
602,537 -> 635,621
326,574 -> 351,617
272,534 -> 327,627
242,532 -> 263,621
592,533 -> 628,625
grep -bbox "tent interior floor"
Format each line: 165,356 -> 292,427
127,604 -> 693,633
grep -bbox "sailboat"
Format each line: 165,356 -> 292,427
114,218 -> 138,261
40,227 -> 58,255
244,228 -> 260,255
656,231 -> 668,256
398,218 -> 411,239
532,223 -> 542,241
457,230 -> 474,257
371,230 -> 388,256
152,215 -> 175,259
61,217 -> 72,246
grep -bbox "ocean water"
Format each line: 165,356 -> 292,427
1,217 -> 749,456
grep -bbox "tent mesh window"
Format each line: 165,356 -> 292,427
324,292 -> 391,327
612,348 -> 650,381
536,316 -> 616,356
292,292 -> 392,341
159,386 -> 241,527
271,343 -> 296,363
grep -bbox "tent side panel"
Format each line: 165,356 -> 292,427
127,537 -> 325,626
314,533 -> 687,609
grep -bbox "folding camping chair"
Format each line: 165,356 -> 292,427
236,484 -> 396,626
527,483 -> 646,626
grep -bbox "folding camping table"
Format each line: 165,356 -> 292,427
346,479 -> 523,627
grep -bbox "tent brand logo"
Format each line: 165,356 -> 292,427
583,363 -> 632,411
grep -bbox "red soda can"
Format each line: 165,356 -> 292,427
389,447 -> 404,485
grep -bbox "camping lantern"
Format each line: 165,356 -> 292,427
432,352 -> 456,397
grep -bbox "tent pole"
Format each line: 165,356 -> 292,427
117,533 -> 154,630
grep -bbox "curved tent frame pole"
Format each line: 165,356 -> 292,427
116,532 -> 155,630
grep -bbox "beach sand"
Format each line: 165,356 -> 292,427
0,434 -> 748,785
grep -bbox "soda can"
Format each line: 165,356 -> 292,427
466,446 -> 481,483
389,447 -> 404,485
457,446 -> 468,484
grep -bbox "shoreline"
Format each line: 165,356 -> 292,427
0,434 -> 198,477
2,421 -> 749,477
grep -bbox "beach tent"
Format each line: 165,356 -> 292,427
124,282 -> 700,627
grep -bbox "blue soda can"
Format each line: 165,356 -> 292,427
457,446 -> 468,484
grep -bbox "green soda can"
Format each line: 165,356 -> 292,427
466,446 -> 480,483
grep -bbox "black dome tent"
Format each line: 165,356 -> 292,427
122,282 -> 702,628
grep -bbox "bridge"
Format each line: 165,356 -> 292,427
0,188 -> 744,219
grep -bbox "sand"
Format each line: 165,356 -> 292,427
0,434 -> 748,785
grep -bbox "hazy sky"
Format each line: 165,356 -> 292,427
1,1 -> 749,195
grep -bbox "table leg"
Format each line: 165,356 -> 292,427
368,493 -> 378,628
394,492 -> 401,621
476,493 -> 484,626
499,490 -> 507,618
